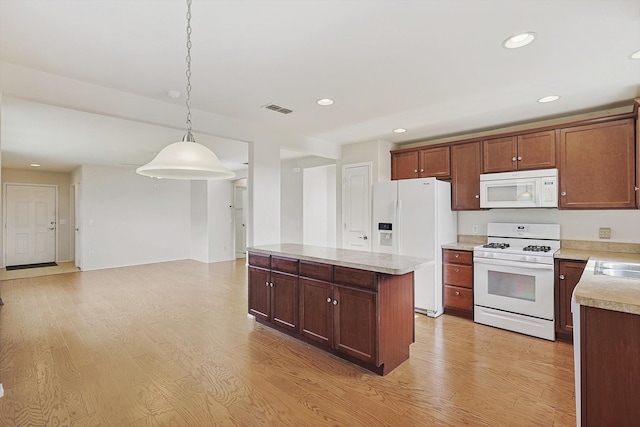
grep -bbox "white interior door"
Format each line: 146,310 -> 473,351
342,163 -> 371,251
5,184 -> 57,266
234,186 -> 247,258
73,183 -> 82,269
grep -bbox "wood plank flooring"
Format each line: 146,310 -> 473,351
0,259 -> 576,426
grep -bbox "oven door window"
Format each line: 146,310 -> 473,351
487,270 -> 535,302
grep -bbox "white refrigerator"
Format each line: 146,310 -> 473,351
372,178 -> 457,317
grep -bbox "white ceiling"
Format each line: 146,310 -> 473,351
1,0 -> 639,173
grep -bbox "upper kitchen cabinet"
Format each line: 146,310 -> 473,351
451,142 -> 482,210
391,146 -> 451,180
482,130 -> 556,173
559,118 -> 636,209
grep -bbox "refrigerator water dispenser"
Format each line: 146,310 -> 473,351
378,223 -> 393,247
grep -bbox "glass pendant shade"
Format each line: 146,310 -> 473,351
136,132 -> 236,180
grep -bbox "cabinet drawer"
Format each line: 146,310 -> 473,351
443,250 -> 472,265
444,285 -> 473,312
248,253 -> 270,269
300,261 -> 333,282
443,264 -> 473,288
334,266 -> 376,290
271,256 -> 299,275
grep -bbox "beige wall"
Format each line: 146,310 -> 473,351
2,168 -> 72,264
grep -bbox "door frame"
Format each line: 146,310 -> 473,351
233,181 -> 248,259
71,182 -> 82,269
341,162 -> 372,251
3,182 -> 59,267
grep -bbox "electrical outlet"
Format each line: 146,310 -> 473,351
472,224 -> 479,234
599,227 -> 611,239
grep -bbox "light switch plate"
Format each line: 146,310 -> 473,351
599,227 -> 611,239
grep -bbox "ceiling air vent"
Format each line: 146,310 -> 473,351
264,103 -> 293,114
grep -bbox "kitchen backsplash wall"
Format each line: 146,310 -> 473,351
458,209 -> 640,244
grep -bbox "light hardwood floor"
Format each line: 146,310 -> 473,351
0,259 -> 576,426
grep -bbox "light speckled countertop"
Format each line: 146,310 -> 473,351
248,244 -> 430,275
557,249 -> 640,315
441,242 -> 477,251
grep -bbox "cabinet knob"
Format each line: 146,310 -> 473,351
475,195 -> 480,199
559,275 -> 565,280
270,282 -> 274,287
517,156 -> 522,161
455,291 -> 460,296
454,268 -> 459,273
454,254 -> 459,258
635,187 -> 639,191
333,300 -> 338,306
512,157 -> 516,162
561,191 -> 567,196
265,281 -> 269,287
414,169 -> 418,173
420,169 -> 424,172
327,297 -> 332,303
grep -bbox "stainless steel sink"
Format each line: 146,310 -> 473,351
594,261 -> 640,279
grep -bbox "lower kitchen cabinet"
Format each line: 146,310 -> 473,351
249,253 -> 415,375
580,306 -> 640,426
248,254 -> 299,333
442,249 -> 474,319
300,277 -> 376,365
554,259 -> 586,342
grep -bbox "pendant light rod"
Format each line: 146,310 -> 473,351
185,0 -> 193,135
136,0 -> 235,180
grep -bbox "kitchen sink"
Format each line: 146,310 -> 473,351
593,261 -> 640,279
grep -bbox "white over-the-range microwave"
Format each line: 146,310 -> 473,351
479,168 -> 558,209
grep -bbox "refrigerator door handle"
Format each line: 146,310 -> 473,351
396,199 -> 402,255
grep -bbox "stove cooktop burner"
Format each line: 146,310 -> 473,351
482,243 -> 510,249
523,245 -> 552,252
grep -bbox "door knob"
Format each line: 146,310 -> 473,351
358,235 -> 368,240
48,227 -> 55,231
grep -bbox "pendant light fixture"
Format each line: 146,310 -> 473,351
137,0 -> 236,180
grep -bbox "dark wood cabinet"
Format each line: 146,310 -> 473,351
391,150 -> 419,180
482,130 -> 556,173
442,249 -> 474,319
559,119 -> 636,209
451,142 -> 482,210
333,286 -> 376,365
580,306 -> 640,425
554,259 -> 586,342
248,254 -> 299,333
391,146 -> 451,180
250,254 -> 415,375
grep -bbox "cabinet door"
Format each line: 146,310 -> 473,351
271,271 -> 299,333
391,151 -> 419,180
555,260 -> 586,342
482,136 -> 517,173
248,266 -> 270,321
419,146 -> 451,178
333,286 -> 377,365
451,142 -> 482,210
559,119 -> 635,209
299,277 -> 333,347
517,130 -> 556,170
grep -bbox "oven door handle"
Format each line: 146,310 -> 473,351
473,257 -> 554,271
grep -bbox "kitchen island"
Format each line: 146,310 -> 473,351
247,244 -> 430,375
566,250 -> 640,427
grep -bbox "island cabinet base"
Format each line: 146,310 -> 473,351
248,253 -> 416,376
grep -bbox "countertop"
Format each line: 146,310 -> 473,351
441,242 -> 477,251
248,243 -> 430,275
560,249 -> 640,316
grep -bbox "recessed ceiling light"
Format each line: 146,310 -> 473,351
630,50 -> 640,60
30,163 -> 41,167
393,128 -> 407,133
503,32 -> 536,49
317,98 -> 334,106
538,95 -> 560,103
